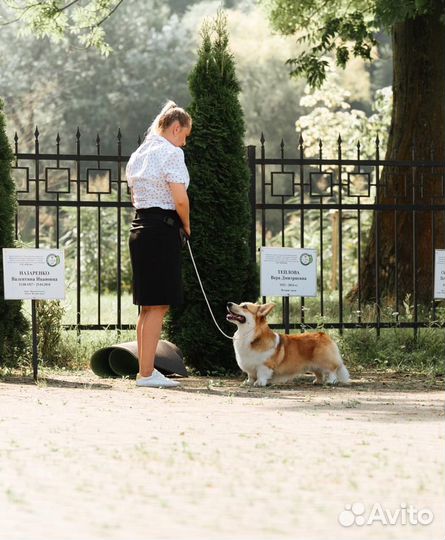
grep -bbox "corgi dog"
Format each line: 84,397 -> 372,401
226,301 -> 350,387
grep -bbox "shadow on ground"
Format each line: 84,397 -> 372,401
0,374 -> 112,390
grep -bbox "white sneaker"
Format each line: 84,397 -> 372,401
136,369 -> 180,388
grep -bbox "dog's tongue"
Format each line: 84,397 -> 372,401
226,313 -> 246,323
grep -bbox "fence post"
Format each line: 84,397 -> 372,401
247,145 -> 257,265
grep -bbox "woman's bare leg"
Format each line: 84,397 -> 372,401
137,308 -> 148,362
138,305 -> 169,377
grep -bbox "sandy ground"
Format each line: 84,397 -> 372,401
0,369 -> 443,540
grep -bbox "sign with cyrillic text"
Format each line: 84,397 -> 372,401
434,249 -> 445,299
2,248 -> 65,300
260,247 -> 317,297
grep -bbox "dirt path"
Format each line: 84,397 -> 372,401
0,370 -> 443,540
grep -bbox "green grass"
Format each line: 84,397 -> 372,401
265,293 -> 445,327
21,288 -> 136,327
338,326 -> 445,376
6,328 -> 137,372
16,289 -> 138,371
62,287 -> 136,326
10,289 -> 445,376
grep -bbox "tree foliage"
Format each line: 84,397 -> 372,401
0,0 -> 316,154
295,61 -> 392,158
0,0 -> 126,55
0,0 -> 195,153
165,12 -> 258,374
264,0 -> 444,87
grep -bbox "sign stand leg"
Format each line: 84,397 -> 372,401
284,296 -> 290,335
31,300 -> 38,382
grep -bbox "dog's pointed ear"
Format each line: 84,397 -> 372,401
258,303 -> 275,318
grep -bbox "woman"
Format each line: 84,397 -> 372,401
126,101 -> 192,388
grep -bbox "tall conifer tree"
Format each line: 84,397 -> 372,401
0,100 -> 29,365
166,13 -> 258,374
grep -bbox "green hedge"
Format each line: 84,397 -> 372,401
0,99 -> 29,366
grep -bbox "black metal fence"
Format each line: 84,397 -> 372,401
12,129 -> 445,334
247,135 -> 445,334
13,128 -> 135,330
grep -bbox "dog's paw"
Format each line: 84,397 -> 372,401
241,379 -> 255,387
253,380 -> 268,387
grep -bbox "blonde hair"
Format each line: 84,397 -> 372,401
148,100 -> 192,136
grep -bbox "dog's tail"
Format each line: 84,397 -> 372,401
336,363 -> 350,384
333,343 -> 350,384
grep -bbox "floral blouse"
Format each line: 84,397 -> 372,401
126,132 -> 190,210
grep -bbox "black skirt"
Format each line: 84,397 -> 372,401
129,207 -> 183,306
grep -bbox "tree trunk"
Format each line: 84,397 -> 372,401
358,12 -> 445,306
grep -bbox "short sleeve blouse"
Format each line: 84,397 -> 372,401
126,133 -> 190,210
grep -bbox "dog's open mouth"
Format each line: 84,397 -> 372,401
226,307 -> 246,324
